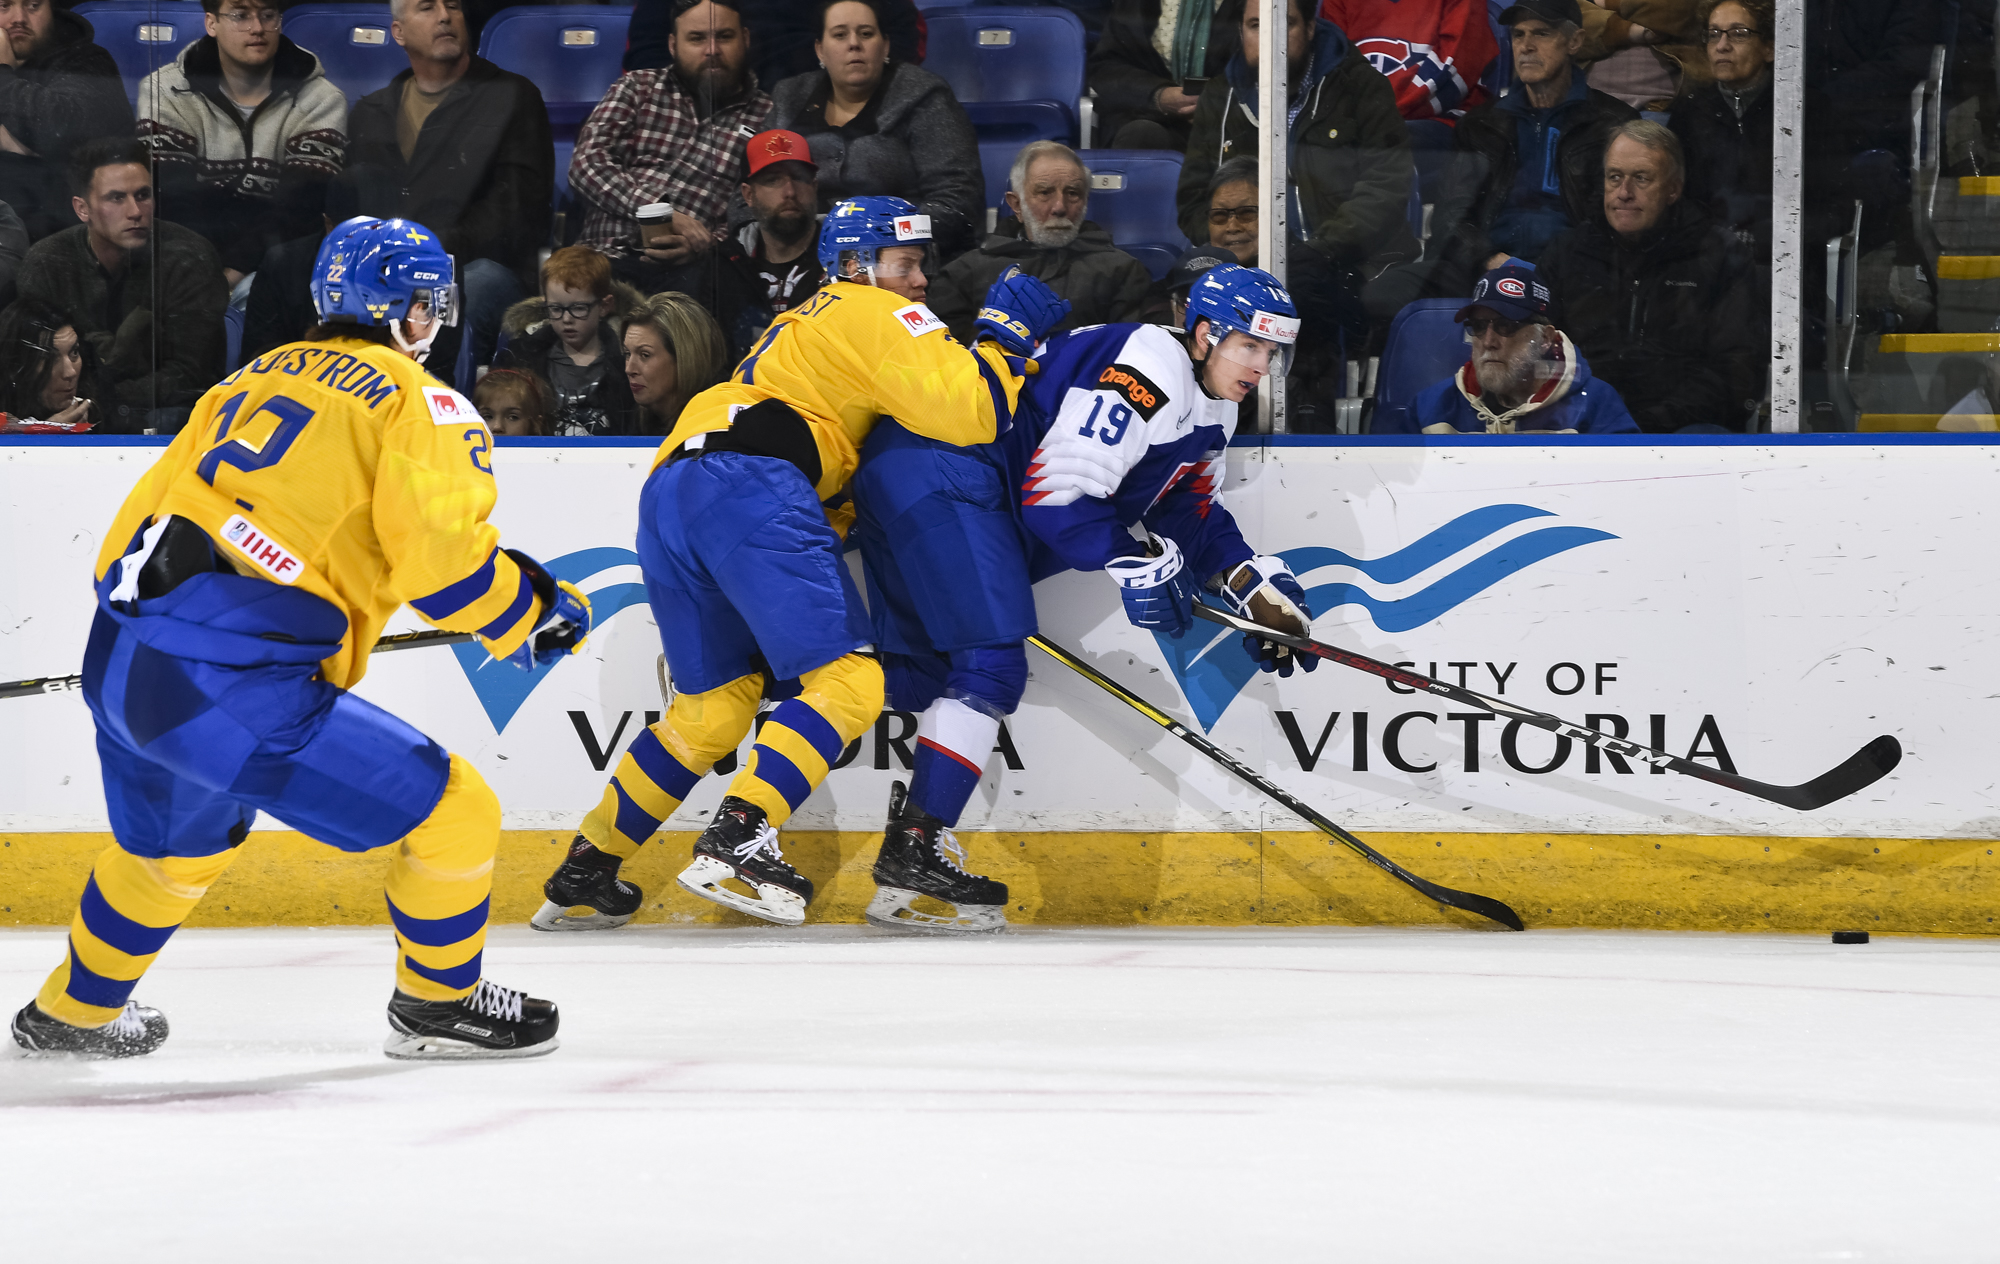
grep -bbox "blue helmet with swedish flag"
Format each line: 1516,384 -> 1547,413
818,196 -> 933,288
311,217 -> 459,349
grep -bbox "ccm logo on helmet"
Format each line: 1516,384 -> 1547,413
1099,362 -> 1167,419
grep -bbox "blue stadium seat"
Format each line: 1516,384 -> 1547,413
281,5 -> 405,106
923,7 -> 1087,147
1371,299 -> 1468,433
476,5 -> 631,130
73,2 -> 201,105
553,134 -> 575,209
1121,243 -> 1179,281
1482,0 -> 1512,96
1072,149 -> 1188,276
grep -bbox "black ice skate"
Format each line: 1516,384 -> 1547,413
866,781 -> 1008,935
675,797 -> 812,926
383,979 -> 559,1060
11,1000 -> 168,1059
531,834 -> 644,932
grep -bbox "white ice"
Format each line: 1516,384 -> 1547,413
3,925 -> 1997,1262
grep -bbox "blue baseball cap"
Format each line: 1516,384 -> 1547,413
1456,261 -> 1551,324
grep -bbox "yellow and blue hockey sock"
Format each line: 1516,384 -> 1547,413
909,697 -> 1001,827
729,653 -> 883,827
35,844 -> 239,1028
577,673 -> 764,859
384,755 -> 501,1002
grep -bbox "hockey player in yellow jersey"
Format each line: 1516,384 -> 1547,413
10,217 -> 592,1061
533,196 -> 1070,929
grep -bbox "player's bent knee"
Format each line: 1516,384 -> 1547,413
949,645 -> 1027,716
798,652 -> 886,744
882,651 -> 949,713
398,754 -> 502,875
661,673 -> 765,766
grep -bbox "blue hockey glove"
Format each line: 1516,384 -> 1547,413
502,549 -> 593,670
1106,535 -> 1194,637
974,267 -> 1070,356
1214,555 -> 1316,677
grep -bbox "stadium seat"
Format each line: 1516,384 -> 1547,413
924,6 -> 1088,175
73,1 -> 201,105
1370,299 -> 1468,433
476,5 -> 631,130
1071,148 -> 1188,277
280,5 -> 405,106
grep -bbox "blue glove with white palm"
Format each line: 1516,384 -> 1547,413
974,267 -> 1071,356
1213,555 -> 1315,676
1106,535 -> 1195,637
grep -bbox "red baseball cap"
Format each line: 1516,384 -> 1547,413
745,129 -> 817,178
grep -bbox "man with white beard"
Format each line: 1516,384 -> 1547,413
927,139 -> 1152,341
1394,261 -> 1639,435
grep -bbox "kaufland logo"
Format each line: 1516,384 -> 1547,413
1159,505 -> 1618,730
1251,310 -> 1299,343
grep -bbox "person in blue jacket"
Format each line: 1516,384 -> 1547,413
1392,261 -> 1640,435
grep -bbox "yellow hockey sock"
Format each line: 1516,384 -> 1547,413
728,653 -> 883,827
577,672 -> 763,859
385,754 -> 501,1002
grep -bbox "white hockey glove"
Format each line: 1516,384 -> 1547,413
1212,555 -> 1315,676
1106,535 -> 1194,637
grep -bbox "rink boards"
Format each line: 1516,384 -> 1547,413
4,434 -> 1998,932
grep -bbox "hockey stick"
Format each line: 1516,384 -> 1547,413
1194,604 -> 1902,812
0,628 -> 478,701
1027,634 -> 1524,931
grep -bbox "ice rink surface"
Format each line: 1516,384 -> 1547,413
2,924 -> 1997,1262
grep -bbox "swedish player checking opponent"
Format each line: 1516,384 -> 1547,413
533,196 -> 1067,930
10,218 -> 593,1061
849,263 -> 1316,934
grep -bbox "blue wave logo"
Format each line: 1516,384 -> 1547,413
451,547 -> 650,732
1158,505 -> 1617,731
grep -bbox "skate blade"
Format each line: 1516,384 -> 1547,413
864,887 -> 1008,936
529,899 -> 634,933
382,1031 -> 561,1061
676,855 -> 807,927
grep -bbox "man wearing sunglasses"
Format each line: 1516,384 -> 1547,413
1393,259 -> 1637,434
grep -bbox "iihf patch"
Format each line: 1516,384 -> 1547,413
220,513 -> 304,584
1098,362 -> 1168,419
424,385 -> 479,426
892,303 -> 945,336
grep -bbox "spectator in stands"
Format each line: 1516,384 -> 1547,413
0,0 -> 134,241
764,0 -> 983,260
473,367 -> 554,437
1538,120 -> 1761,432
1393,260 -> 1638,433
1577,1 -> 1699,113
626,0 -> 924,91
623,290 -> 731,435
572,0 -> 772,293
137,1 -> 346,304
1088,0 -> 1239,151
495,245 -> 643,437
1369,0 -> 1636,318
0,193 -> 26,299
1318,0 -> 1498,128
17,139 -> 225,433
666,127 -> 825,358
1667,0 -> 1771,261
0,295 -> 95,426
1200,157 -> 1259,265
928,141 -> 1151,342
1177,0 -> 1418,345
1140,241 -> 1233,324
344,0 -> 552,375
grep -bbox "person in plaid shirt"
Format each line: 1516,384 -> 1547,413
571,0 -> 772,291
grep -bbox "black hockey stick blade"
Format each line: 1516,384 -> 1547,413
1195,604 -> 1902,812
1,628 -> 480,702
1027,635 -> 1524,931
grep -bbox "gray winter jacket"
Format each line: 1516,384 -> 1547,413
928,218 -> 1152,342
762,61 -> 985,259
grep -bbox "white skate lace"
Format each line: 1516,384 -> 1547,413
731,821 -> 785,864
106,1002 -> 148,1038
462,979 -> 524,1023
934,828 -> 971,875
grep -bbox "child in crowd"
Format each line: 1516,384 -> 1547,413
494,245 -> 642,436
474,368 -> 556,437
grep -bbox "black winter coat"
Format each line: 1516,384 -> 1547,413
1805,0 -> 1952,158
1668,80 -> 1771,262
1430,78 -> 1637,283
1537,201 -> 1765,434
928,218 -> 1152,342
0,9 -> 134,240
345,58 -> 553,286
1088,0 -> 1237,149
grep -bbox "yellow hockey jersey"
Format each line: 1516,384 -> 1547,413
657,280 -> 1027,502
95,336 -> 543,689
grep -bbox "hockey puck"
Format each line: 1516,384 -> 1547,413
1831,930 -> 1870,944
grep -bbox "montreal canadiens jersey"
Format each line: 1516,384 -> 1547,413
96,336 -> 541,689
1002,323 -> 1254,581
657,279 -> 1026,504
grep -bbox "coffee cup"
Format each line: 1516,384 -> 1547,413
636,202 -> 675,247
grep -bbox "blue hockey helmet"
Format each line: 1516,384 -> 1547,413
311,216 -> 460,331
1182,262 -> 1299,381
818,196 -> 934,287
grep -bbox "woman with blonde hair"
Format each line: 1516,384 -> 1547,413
623,291 -> 731,435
